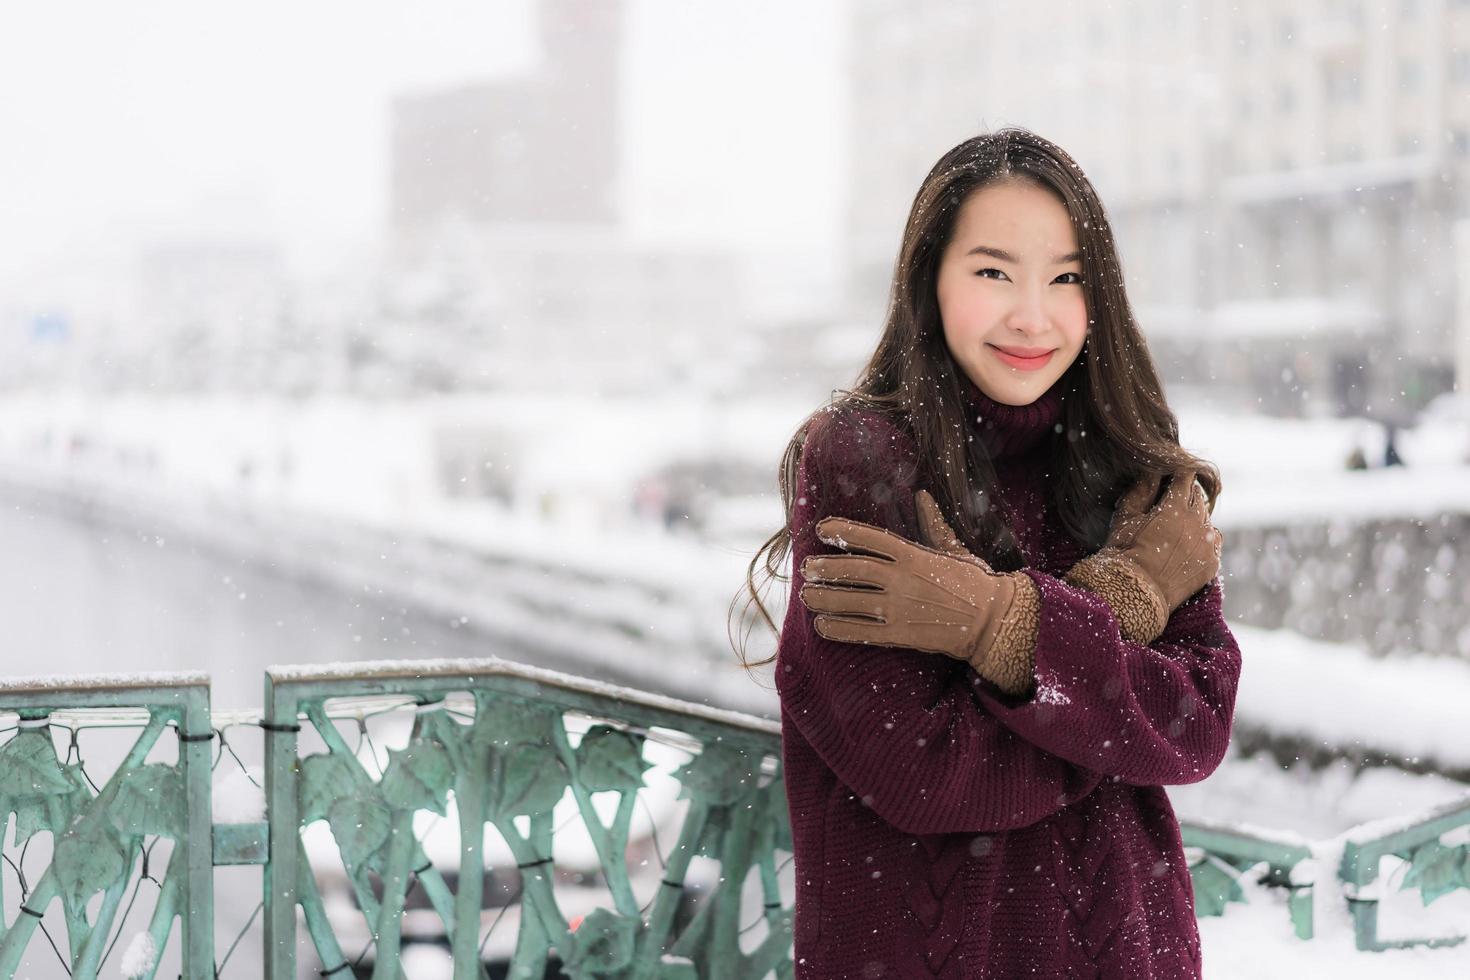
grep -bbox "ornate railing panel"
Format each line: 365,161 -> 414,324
0,673 -> 214,979
1180,819 -> 1315,938
1338,795 -> 1470,951
1180,793 -> 1470,950
261,659 -> 790,979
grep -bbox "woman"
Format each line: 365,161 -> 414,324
737,128 -> 1239,978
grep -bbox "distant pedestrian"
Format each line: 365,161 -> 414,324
632,477 -> 668,523
1383,423 -> 1403,467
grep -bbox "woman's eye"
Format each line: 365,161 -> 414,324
975,268 -> 1008,280
1055,272 -> 1083,285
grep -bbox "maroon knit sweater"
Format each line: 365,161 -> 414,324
775,373 -> 1242,979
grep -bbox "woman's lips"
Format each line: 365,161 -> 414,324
988,344 -> 1056,371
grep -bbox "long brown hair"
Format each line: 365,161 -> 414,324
731,127 -> 1220,673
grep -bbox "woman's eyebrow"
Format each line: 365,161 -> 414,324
964,244 -> 1082,264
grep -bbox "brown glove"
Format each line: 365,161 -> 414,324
1062,469 -> 1222,645
798,503 -> 1041,697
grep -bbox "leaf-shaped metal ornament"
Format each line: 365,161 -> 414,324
11,763 -> 92,846
0,729 -> 72,797
559,908 -> 640,978
327,795 -> 393,871
493,742 -> 571,818
110,764 -> 184,839
54,825 -> 127,916
1399,840 -> 1470,907
12,799 -> 56,847
475,699 -> 563,751
298,753 -> 363,825
673,741 -> 758,807
574,726 -> 650,793
379,739 -> 455,816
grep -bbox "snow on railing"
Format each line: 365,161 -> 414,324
1179,793 -> 1470,952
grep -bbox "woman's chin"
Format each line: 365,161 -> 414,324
976,372 -> 1056,406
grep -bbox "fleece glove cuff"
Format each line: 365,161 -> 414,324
1062,549 -> 1170,646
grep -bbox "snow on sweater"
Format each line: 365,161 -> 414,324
775,373 -> 1242,979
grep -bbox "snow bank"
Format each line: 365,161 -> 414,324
1231,623 -> 1470,772
1171,746 -> 1469,840
1199,870 -> 1470,977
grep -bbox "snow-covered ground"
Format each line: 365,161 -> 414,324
1198,872 -> 1470,977
1176,390 -> 1470,527
0,388 -> 1465,545
1228,623 -> 1470,774
1172,750 -> 1470,974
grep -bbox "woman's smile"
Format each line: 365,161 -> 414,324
988,343 -> 1056,371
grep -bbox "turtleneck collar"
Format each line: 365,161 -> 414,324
960,372 -> 1067,458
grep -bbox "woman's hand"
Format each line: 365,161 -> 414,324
797,493 -> 1040,695
1063,469 -> 1223,645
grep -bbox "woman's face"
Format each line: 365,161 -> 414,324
935,179 -> 1089,406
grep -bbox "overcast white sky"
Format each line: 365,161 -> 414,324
0,0 -> 845,288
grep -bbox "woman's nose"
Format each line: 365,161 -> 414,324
1006,286 -> 1048,334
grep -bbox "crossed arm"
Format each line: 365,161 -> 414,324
776,411 -> 1241,835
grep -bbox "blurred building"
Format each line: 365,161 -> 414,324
378,218 -> 767,395
1206,0 -> 1466,417
389,0 -> 622,236
384,0 -> 783,397
845,0 -> 1470,418
134,240 -> 288,391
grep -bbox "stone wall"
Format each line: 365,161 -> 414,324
1222,512 -> 1470,661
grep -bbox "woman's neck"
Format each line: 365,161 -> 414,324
960,373 -> 1067,459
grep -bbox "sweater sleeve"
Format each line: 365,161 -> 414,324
971,568 -> 1242,788
774,409 -> 1102,836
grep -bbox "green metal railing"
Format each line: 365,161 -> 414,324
0,661 -> 1466,978
0,673 -> 215,979
1338,796 -> 1470,951
1179,819 -> 1314,937
262,659 -> 788,979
